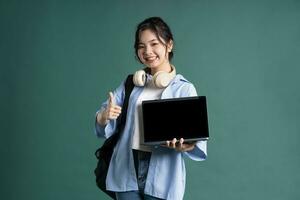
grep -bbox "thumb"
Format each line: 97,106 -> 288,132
108,91 -> 115,105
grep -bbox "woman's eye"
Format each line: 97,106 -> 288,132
151,43 -> 159,46
138,45 -> 144,49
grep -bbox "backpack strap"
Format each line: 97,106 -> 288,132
116,74 -> 134,134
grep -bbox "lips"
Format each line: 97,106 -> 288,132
145,56 -> 158,62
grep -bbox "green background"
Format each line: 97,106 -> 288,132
1,0 -> 300,199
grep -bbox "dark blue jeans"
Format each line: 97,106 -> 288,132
115,150 -> 164,200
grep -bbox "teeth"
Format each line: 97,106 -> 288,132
146,57 -> 157,61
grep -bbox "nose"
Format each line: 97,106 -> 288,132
144,45 -> 152,55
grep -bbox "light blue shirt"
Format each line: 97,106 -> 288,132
95,74 -> 207,200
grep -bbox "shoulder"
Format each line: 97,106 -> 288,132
172,74 -> 192,83
168,74 -> 197,97
171,74 -> 194,88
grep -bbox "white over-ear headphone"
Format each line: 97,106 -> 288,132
133,65 -> 176,88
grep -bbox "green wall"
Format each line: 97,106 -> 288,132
1,0 -> 300,199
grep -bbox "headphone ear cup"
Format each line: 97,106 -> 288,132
153,65 -> 176,88
133,70 -> 146,86
153,71 -> 169,88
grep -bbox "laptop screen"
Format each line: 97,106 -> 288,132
142,96 -> 209,145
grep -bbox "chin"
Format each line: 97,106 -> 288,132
145,62 -> 160,69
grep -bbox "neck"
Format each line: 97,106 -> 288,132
150,61 -> 172,75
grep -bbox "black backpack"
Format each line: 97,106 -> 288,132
94,75 -> 134,199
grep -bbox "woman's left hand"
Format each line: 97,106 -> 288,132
163,138 -> 196,152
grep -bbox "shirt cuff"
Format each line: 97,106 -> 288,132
184,140 -> 207,161
94,109 -> 117,138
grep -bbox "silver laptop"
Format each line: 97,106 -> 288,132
142,96 -> 209,145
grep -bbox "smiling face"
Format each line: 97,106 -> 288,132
137,29 -> 173,74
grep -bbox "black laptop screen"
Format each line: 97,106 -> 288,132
142,96 -> 209,144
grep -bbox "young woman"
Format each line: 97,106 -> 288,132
95,17 -> 207,200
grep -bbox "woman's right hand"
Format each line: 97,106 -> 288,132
97,92 -> 122,125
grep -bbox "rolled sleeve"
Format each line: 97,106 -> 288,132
184,140 -> 207,161
94,108 -> 118,138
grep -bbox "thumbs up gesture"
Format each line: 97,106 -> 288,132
97,92 -> 122,126
105,92 -> 122,120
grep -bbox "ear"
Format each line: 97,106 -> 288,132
167,40 -> 173,52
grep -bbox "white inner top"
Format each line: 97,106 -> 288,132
132,76 -> 164,152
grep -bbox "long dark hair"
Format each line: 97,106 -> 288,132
134,17 -> 174,63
